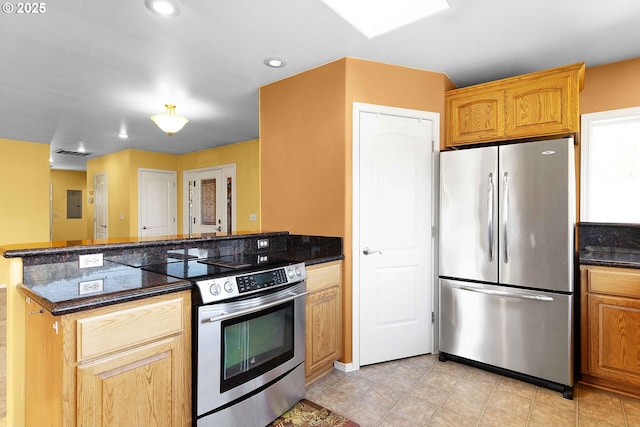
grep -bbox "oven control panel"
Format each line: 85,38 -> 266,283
195,262 -> 307,303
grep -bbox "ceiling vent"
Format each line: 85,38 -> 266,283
54,148 -> 92,156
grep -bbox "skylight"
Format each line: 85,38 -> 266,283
319,0 -> 450,39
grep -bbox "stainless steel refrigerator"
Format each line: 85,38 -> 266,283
438,137 -> 575,398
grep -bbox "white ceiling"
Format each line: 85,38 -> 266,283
2,0 -> 640,170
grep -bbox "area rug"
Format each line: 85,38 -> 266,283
269,399 -> 359,427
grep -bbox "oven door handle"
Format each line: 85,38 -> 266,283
204,290 -> 309,323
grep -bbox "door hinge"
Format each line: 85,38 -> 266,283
431,312 -> 435,323
431,140 -> 435,152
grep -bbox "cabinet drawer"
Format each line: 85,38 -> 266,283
588,267 -> 640,298
77,296 -> 184,362
306,261 -> 342,292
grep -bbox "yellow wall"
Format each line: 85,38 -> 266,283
86,141 -> 260,238
128,150 -> 179,237
0,138 -> 50,427
0,138 -> 50,250
86,149 -> 180,238
259,57 -> 453,363
86,149 -> 134,239
50,170 -> 89,241
178,139 -> 260,232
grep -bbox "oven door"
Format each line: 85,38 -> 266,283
196,281 -> 307,417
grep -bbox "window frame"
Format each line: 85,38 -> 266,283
580,106 -> 640,223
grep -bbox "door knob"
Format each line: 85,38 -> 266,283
363,247 -> 382,255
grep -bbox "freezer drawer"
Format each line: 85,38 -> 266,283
439,279 -> 573,386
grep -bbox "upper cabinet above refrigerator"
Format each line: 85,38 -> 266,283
444,62 -> 584,148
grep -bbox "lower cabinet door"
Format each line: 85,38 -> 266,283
77,338 -> 179,427
588,293 -> 640,386
305,286 -> 341,381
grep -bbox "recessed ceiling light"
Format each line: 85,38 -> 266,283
118,132 -> 129,139
145,0 -> 180,17
264,57 -> 287,68
319,0 -> 450,39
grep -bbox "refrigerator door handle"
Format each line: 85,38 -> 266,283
488,173 -> 494,262
503,172 -> 510,263
449,283 -> 554,301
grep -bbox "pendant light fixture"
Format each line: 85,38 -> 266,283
150,104 -> 189,136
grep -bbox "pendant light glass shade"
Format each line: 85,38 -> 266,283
151,104 -> 189,135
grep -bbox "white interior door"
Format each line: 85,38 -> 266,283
355,104 -> 437,366
138,169 -> 177,237
183,165 -> 236,235
94,173 -> 108,239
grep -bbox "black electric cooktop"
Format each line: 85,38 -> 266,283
140,254 -> 294,281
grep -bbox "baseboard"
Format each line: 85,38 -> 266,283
333,361 -> 358,373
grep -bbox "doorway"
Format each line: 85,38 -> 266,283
138,169 -> 177,237
94,173 -> 108,239
183,165 -> 236,235
352,103 -> 439,368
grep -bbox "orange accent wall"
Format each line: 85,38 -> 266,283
260,57 -> 453,364
581,57 -> 640,114
260,59 -> 347,237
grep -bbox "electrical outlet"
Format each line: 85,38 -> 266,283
78,279 -> 104,295
249,213 -> 257,221
257,238 -> 269,249
79,253 -> 103,268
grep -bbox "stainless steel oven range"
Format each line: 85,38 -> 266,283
142,254 -> 308,427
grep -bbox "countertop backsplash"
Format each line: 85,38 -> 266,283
578,222 -> 640,268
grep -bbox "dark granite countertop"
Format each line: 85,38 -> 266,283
278,234 -> 344,266
13,233 -> 343,315
1,231 -> 289,259
18,261 -> 191,315
578,222 -> 640,269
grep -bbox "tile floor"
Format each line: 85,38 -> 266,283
305,354 -> 640,426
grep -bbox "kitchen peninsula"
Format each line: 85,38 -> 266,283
2,231 -> 343,427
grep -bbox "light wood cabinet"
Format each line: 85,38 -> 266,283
580,265 -> 640,398
25,291 -> 191,427
445,62 -> 584,148
446,87 -> 505,146
305,260 -> 343,383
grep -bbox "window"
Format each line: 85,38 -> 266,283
581,107 -> 640,223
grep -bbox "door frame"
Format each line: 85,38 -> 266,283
182,164 -> 237,235
350,102 -> 440,371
